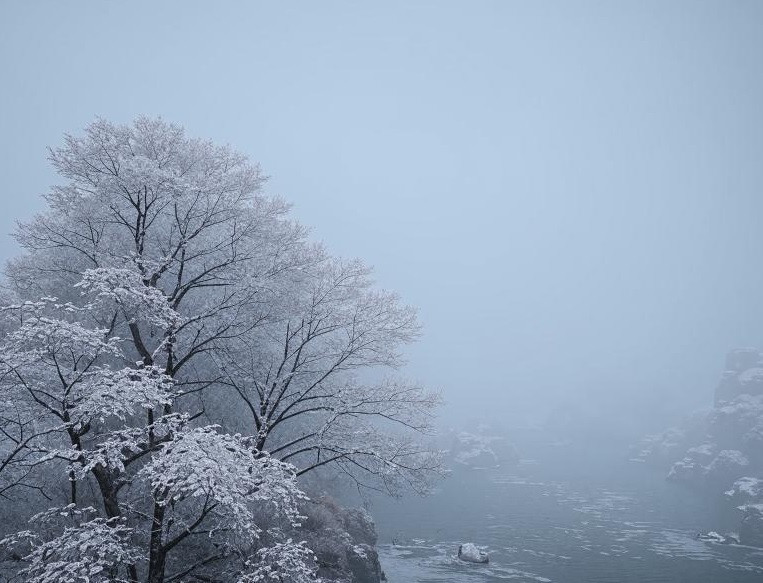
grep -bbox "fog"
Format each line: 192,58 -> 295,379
1,2 -> 763,580
3,1 -> 762,437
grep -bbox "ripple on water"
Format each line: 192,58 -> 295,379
375,467 -> 763,582
379,541 -> 553,583
651,529 -> 717,561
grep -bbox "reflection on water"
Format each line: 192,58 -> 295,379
371,446 -> 763,582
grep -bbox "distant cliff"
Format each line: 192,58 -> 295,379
632,349 -> 763,546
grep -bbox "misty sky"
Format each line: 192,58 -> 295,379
1,1 -> 762,432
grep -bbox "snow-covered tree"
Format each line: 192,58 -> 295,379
219,256 -> 443,494
239,540 -> 322,583
1,505 -> 139,583
0,287 -> 308,583
0,117 -> 440,582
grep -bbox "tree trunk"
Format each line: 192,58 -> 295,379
147,501 -> 167,583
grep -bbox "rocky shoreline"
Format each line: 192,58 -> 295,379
295,496 -> 386,583
632,349 -> 763,546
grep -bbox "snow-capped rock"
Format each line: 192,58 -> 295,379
667,448 -> 748,488
725,477 -> 763,503
446,429 -> 519,468
630,427 -> 688,465
707,449 -> 749,473
696,531 -> 738,544
667,457 -> 706,483
457,543 -> 489,563
716,349 -> 763,405
634,348 -> 763,548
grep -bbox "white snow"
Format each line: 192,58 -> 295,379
458,542 -> 489,563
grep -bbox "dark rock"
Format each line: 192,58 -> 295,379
300,496 -> 384,583
347,543 -> 383,583
343,507 -> 377,546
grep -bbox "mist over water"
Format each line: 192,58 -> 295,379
2,2 -> 763,582
373,461 -> 763,582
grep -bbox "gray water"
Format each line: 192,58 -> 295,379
371,442 -> 763,582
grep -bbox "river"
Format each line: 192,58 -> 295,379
371,438 -> 763,582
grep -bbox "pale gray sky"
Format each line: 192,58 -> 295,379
1,1 -> 762,431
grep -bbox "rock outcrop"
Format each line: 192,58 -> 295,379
667,446 -> 749,490
726,477 -> 763,504
457,543 -> 489,563
446,427 -> 520,468
632,349 -> 763,547
715,349 -> 763,405
298,496 -> 384,583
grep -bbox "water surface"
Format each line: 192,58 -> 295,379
372,442 -> 763,582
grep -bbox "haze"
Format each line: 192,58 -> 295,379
2,0 -> 762,436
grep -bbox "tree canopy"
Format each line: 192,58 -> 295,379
0,118 -> 441,583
